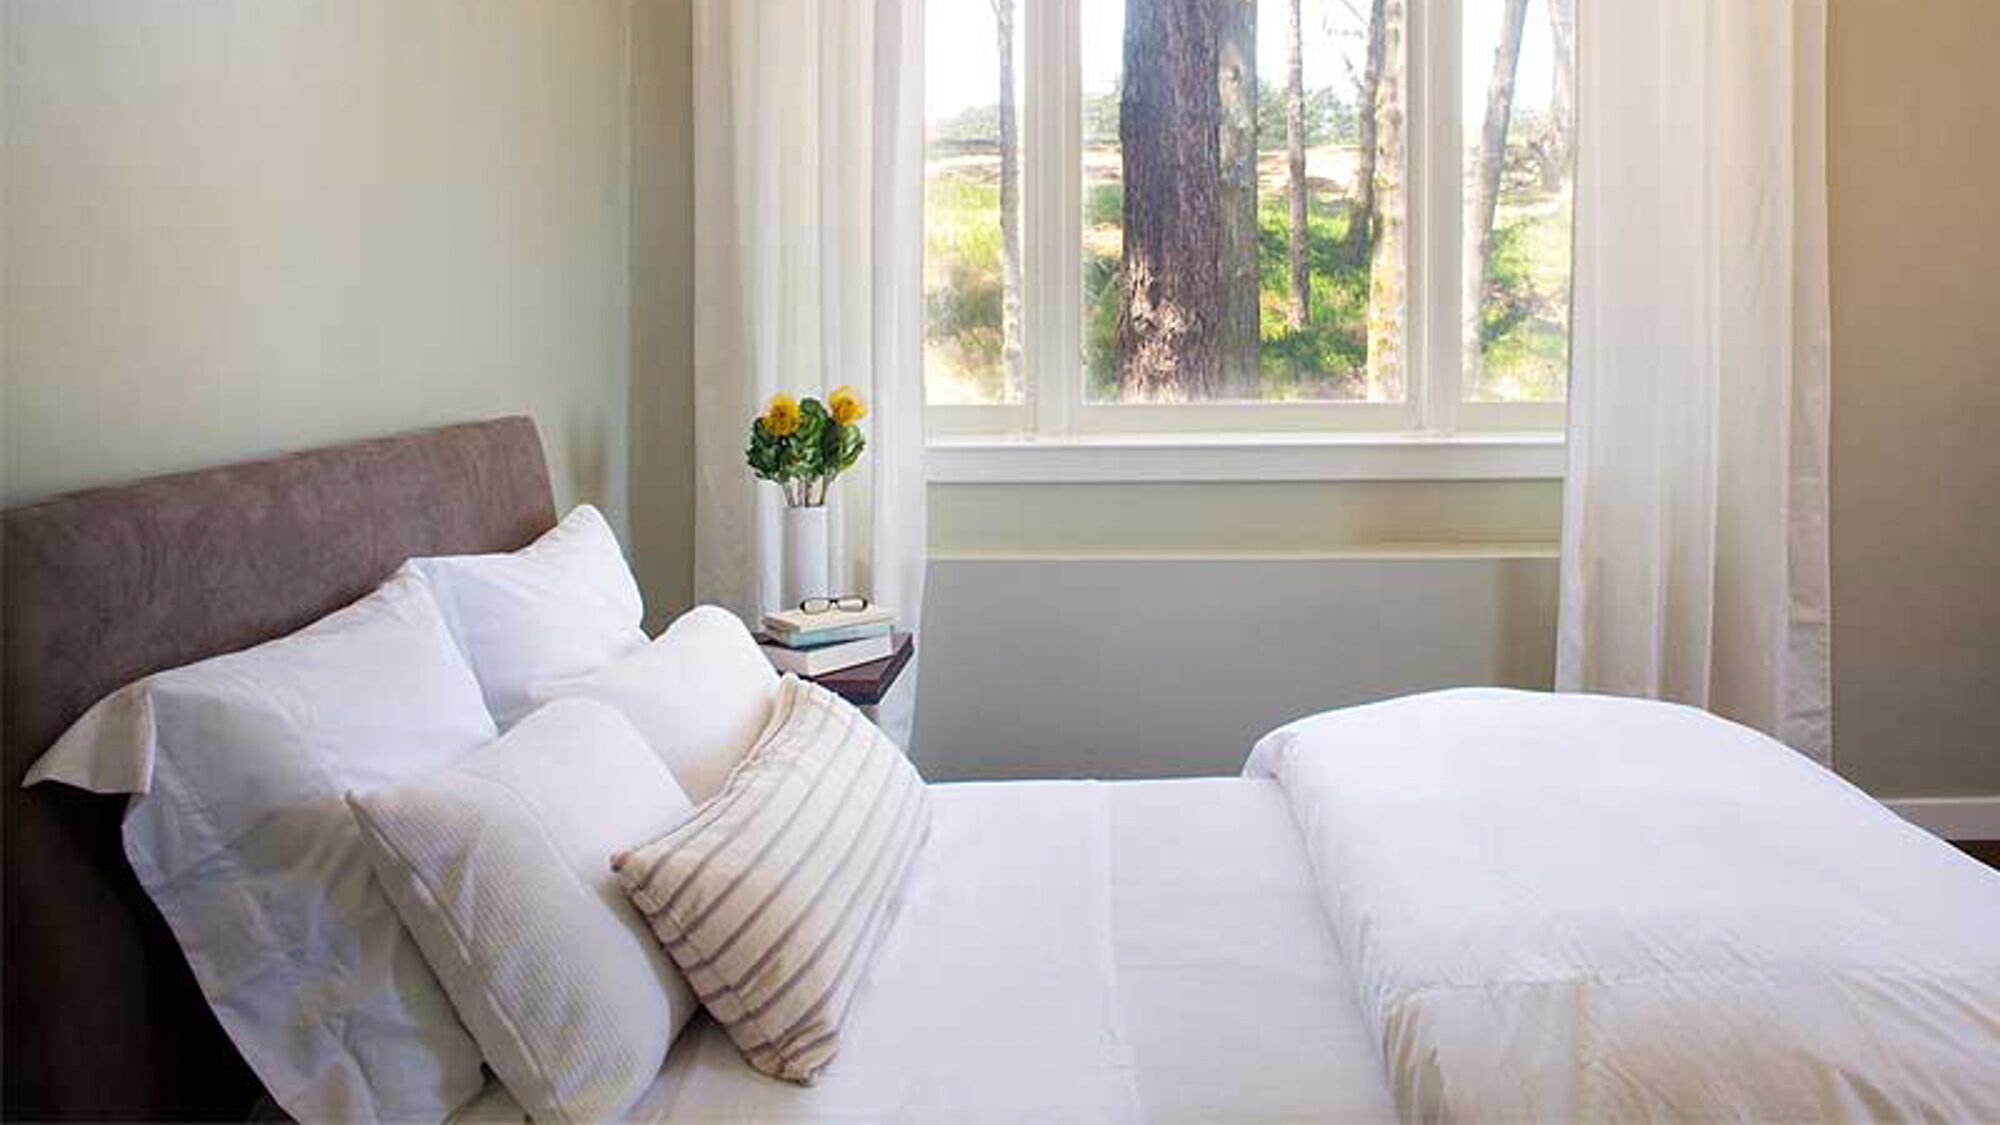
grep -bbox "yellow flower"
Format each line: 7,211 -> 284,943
829,385 -> 867,425
760,393 -> 801,437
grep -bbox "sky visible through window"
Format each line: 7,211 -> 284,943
925,2 -> 1561,125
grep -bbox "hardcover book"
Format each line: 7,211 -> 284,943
760,620 -> 894,650
762,604 -> 896,637
757,632 -> 896,677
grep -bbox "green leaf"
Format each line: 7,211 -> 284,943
836,423 -> 866,473
743,397 -> 867,492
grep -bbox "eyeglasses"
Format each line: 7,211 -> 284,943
798,595 -> 870,615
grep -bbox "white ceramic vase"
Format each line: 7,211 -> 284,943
781,503 -> 829,611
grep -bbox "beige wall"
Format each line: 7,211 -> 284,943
1827,0 -> 2000,798
3,1 -> 635,537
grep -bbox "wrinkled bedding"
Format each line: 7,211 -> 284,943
1247,688 -> 2000,1122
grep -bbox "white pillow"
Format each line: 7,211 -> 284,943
528,605 -> 778,804
407,504 -> 648,726
24,570 -> 492,1123
349,699 -> 700,1123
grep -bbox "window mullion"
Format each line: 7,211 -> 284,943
1052,0 -> 1081,439
1412,0 -> 1464,435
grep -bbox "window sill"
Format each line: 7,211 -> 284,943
925,431 -> 1567,484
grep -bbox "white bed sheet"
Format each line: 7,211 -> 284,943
452,777 -> 1394,1123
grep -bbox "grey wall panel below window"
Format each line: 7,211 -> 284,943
912,554 -> 1558,780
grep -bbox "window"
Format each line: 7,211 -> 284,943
924,0 -> 1574,445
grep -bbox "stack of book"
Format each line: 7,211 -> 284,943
757,604 -> 897,676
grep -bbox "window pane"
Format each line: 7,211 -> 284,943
1082,0 -> 1406,405
924,0 -> 1026,406
1462,0 -> 1574,403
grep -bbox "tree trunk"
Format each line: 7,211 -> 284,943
1462,0 -> 1529,385
1363,0 -> 1406,399
1341,0 -> 1388,265
993,0 -> 1024,399
1542,0 -> 1576,192
1216,0 -> 1260,397
1284,0 -> 1308,331
1117,0 -> 1223,401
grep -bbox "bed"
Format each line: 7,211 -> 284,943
6,418 -> 1997,1122
1,420 -> 1392,1122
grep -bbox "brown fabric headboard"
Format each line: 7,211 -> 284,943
2,417 -> 558,1120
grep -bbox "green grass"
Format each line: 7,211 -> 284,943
923,177 -> 1012,402
1471,194 -> 1572,402
1248,195 -> 1372,398
1084,181 -> 1123,228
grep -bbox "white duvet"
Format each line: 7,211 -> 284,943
1247,688 -> 2000,1122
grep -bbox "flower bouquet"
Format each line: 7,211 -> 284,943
745,387 -> 867,508
746,387 -> 867,607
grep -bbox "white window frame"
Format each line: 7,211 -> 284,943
924,0 -> 1566,481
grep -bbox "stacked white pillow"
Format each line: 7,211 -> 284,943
26,569 -> 494,1122
350,699 -> 702,1122
529,604 -> 780,803
407,504 -> 648,727
413,502 -> 780,803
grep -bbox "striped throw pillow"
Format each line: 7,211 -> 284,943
612,675 -> 929,1084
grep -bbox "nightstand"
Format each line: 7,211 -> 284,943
801,632 -> 914,707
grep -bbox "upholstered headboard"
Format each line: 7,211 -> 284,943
2,417 -> 558,1120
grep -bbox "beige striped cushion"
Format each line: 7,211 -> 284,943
612,674 -> 929,1084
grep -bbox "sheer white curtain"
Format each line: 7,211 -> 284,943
691,0 -> 927,742
1558,0 -> 1833,763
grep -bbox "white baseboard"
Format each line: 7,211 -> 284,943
1884,797 -> 2000,841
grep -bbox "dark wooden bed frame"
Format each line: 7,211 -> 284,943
2,418 -> 559,1120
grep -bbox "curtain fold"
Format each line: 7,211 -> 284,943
1558,0 -> 1832,764
692,0 -> 928,745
